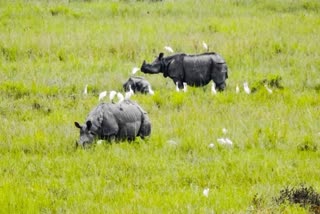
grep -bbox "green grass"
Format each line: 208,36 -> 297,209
0,0 -> 320,213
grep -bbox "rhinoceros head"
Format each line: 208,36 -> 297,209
140,53 -> 164,74
74,120 -> 96,147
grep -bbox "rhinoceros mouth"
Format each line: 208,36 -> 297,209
141,61 -> 161,74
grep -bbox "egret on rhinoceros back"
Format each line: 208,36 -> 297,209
140,52 -> 228,91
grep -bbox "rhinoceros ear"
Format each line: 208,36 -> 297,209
159,53 -> 164,60
86,120 -> 92,130
74,122 -> 82,129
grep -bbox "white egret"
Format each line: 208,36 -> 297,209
109,90 -> 117,102
125,85 -> 134,100
132,67 -> 139,74
264,84 -> 273,94
236,84 -> 240,94
222,128 -> 228,135
217,138 -> 227,144
148,85 -> 154,95
117,92 -> 124,103
225,138 -> 233,146
129,85 -> 134,95
125,91 -> 132,100
211,82 -> 217,94
98,91 -> 107,101
83,84 -> 88,95
164,46 -> 174,53
202,41 -> 208,51
167,140 -> 178,146
243,82 -> 251,94
203,188 -> 210,197
183,82 -> 187,92
217,137 -> 233,146
175,82 -> 180,92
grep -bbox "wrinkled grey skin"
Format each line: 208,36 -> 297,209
74,100 -> 151,147
123,76 -> 152,94
141,52 -> 228,91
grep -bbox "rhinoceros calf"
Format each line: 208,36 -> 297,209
123,76 -> 153,94
141,52 -> 228,91
74,100 -> 151,147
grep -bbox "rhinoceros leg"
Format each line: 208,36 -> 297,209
101,117 -> 119,141
172,80 -> 183,90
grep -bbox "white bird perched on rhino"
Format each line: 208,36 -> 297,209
116,92 -> 124,103
109,90 -> 117,102
98,91 -> 107,101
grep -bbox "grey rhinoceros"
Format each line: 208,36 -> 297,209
141,52 -> 228,91
123,76 -> 154,94
74,100 -> 151,147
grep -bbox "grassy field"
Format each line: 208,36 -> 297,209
0,0 -> 320,213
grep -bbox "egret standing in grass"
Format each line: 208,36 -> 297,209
236,84 -> 240,94
129,85 -> 134,95
222,128 -> 228,135
225,138 -> 233,146
83,84 -> 88,95
125,85 -> 134,100
243,82 -> 251,94
98,91 -> 107,101
264,84 -> 273,94
164,46 -> 174,53
208,143 -> 215,149
132,67 -> 139,74
148,85 -> 154,95
202,41 -> 208,51
203,188 -> 210,197
217,138 -> 227,144
125,91 -> 132,100
211,82 -> 217,94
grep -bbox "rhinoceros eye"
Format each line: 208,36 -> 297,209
89,131 -> 96,136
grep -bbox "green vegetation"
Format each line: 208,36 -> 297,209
0,0 -> 319,212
